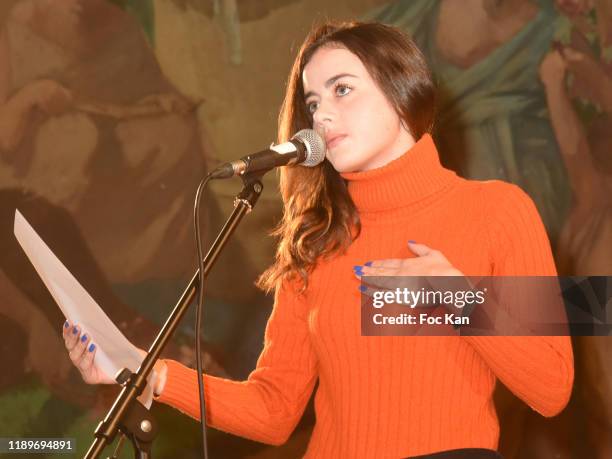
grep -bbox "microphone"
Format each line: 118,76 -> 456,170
209,129 -> 326,179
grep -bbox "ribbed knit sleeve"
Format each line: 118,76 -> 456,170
463,181 -> 574,417
155,281 -> 318,445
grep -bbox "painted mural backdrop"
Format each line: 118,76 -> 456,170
0,0 -> 609,458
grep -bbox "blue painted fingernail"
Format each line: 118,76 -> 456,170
364,261 -> 372,267
81,334 -> 88,343
72,326 -> 78,334
64,321 -> 69,328
88,343 -> 95,352
408,240 -> 416,244
358,285 -> 367,292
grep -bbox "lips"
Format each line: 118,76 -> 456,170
325,134 -> 347,149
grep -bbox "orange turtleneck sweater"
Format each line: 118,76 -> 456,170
155,134 -> 574,457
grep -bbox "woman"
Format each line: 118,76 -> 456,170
540,1 -> 612,456
0,0 -> 226,405
63,22 -> 573,458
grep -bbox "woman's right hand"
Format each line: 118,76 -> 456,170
0,79 -> 72,151
62,320 -> 116,385
22,79 -> 73,115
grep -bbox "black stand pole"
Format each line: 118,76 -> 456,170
84,172 -> 266,459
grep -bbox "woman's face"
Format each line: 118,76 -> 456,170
302,46 -> 415,173
37,0 -> 118,50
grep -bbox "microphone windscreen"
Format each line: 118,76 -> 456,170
293,129 -> 326,167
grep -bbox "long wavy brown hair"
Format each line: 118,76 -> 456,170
257,21 -> 436,293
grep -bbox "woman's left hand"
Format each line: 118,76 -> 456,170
353,241 -> 463,287
539,50 -> 567,89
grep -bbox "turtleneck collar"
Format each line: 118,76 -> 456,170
340,134 -> 458,213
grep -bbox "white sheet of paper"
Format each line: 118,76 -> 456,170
13,209 -> 155,407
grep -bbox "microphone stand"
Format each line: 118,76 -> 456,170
84,171 -> 266,459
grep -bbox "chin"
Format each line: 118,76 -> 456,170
328,158 -> 362,173
327,151 -> 368,174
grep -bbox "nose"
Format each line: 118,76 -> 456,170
312,98 -> 336,130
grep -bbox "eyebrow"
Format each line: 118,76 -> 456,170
304,73 -> 358,100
